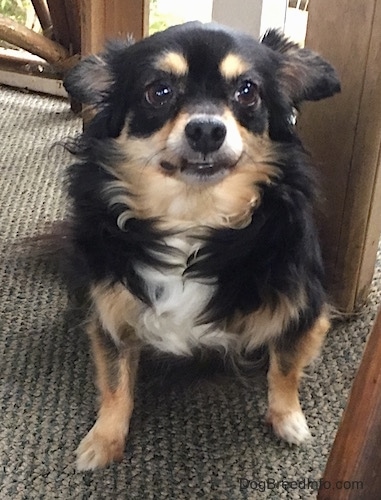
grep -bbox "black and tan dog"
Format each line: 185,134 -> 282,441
63,22 -> 340,470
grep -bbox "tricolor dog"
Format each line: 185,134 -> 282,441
63,22 -> 340,470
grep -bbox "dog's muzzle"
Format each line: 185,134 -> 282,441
160,112 -> 242,181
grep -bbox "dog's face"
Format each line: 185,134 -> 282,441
66,23 -> 339,183
65,23 -> 339,227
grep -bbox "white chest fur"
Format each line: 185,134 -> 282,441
134,235 -> 237,355
92,236 -> 300,356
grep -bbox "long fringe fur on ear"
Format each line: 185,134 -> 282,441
261,29 -> 300,54
63,37 -> 135,106
261,29 -> 340,104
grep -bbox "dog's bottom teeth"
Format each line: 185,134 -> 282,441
76,425 -> 125,471
267,410 -> 312,445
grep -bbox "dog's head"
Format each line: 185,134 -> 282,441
65,23 -> 340,226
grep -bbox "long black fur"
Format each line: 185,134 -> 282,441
64,23 -> 340,353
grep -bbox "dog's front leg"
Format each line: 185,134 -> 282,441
76,316 -> 140,471
266,313 -> 330,445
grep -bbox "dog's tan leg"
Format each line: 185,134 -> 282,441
266,312 -> 330,445
76,317 -> 140,471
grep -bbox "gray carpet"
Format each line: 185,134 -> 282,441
0,85 -> 380,500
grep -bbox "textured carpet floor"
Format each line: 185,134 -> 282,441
0,86 -> 380,500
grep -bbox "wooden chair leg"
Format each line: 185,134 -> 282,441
0,13 -> 68,69
318,308 -> 381,499
31,0 -> 53,33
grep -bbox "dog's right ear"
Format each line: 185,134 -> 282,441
64,54 -> 112,105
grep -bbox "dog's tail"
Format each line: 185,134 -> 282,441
16,220 -> 88,305
25,218 -> 71,255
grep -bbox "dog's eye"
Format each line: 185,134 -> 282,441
235,80 -> 259,107
145,82 -> 174,107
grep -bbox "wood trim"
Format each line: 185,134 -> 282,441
317,308 -> 381,499
0,50 -> 56,77
80,0 -> 149,56
298,0 -> 381,311
0,69 -> 66,96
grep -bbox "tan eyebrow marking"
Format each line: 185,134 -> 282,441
219,53 -> 250,80
155,52 -> 189,76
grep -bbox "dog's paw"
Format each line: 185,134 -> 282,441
76,425 -> 125,471
267,410 -> 312,445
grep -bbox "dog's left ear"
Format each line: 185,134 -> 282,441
261,29 -> 340,104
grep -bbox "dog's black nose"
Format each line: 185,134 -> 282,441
185,118 -> 227,154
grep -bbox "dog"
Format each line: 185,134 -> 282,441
63,22 -> 340,471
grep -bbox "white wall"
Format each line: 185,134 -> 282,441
212,0 -> 288,37
154,1 -> 289,38
155,0 -> 213,24
260,0 -> 288,33
212,0 -> 263,37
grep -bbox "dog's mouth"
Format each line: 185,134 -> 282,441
160,159 -> 233,182
182,159 -> 223,176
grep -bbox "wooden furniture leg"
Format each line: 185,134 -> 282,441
80,0 -> 149,56
298,0 -> 381,312
318,308 -> 381,499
